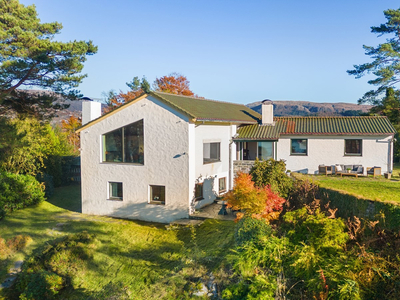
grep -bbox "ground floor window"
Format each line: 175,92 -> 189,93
291,139 -> 308,155
236,141 -> 275,160
109,182 -> 123,200
219,177 -> 226,193
195,183 -> 203,200
345,139 -> 362,156
149,185 -> 165,205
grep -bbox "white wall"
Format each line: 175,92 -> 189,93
190,124 -> 236,209
80,96 -> 191,223
276,135 -> 393,174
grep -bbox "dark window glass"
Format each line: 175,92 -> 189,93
103,128 -> 123,162
150,185 -> 165,205
203,142 -> 220,164
291,139 -> 307,155
219,177 -> 226,193
195,183 -> 203,200
124,120 -> 144,164
109,182 -> 123,200
258,141 -> 274,160
102,119 -> 144,164
345,139 -> 362,155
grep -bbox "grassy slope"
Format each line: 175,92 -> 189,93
0,185 -> 235,299
300,163 -> 400,204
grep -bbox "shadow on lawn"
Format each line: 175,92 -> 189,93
47,185 -> 82,213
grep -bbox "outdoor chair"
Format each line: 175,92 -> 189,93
318,165 -> 333,175
367,167 -> 381,178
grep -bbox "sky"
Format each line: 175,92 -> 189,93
19,0 -> 400,104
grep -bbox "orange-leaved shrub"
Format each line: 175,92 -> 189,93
224,172 -> 285,222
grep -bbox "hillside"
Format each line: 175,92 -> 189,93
247,100 -> 372,116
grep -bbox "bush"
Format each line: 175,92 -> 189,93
250,158 -> 293,198
224,173 -> 285,222
0,171 -> 45,213
234,217 -> 273,247
287,177 -> 319,209
18,271 -> 64,300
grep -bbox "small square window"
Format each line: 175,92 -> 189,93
345,139 -> 362,156
203,142 -> 220,164
109,182 -> 123,200
219,177 -> 226,193
195,183 -> 203,201
291,139 -> 307,155
150,185 -> 165,205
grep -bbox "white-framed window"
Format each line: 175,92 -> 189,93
203,142 -> 220,164
345,139 -> 362,156
108,182 -> 123,200
102,119 -> 144,164
149,185 -> 165,205
291,139 -> 307,155
219,177 -> 226,193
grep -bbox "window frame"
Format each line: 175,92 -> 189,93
290,139 -> 308,156
219,177 -> 227,194
194,183 -> 204,201
203,142 -> 221,164
108,182 -> 123,201
149,185 -> 166,205
344,139 -> 362,156
102,119 -> 144,165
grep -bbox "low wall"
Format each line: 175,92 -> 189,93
233,160 -> 255,176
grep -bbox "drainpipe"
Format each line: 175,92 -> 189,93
388,137 -> 394,173
229,139 -> 233,190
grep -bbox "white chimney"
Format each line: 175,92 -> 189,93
82,99 -> 102,125
261,100 -> 274,125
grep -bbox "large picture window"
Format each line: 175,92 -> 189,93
291,139 -> 307,155
203,142 -> 220,164
345,139 -> 362,156
103,119 -> 144,164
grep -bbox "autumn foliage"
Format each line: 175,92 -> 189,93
61,115 -> 81,152
224,172 -> 285,222
153,73 -> 194,96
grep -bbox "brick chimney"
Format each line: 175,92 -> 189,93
82,98 -> 102,125
261,100 -> 274,125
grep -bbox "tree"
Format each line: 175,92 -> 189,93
102,76 -> 150,113
61,115 -> 82,152
348,8 -> 400,104
153,73 -> 195,96
0,0 -> 97,118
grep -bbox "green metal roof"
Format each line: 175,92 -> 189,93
235,116 -> 396,140
151,92 -> 260,123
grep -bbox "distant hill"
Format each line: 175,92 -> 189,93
247,100 -> 372,116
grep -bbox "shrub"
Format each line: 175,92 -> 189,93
234,217 -> 274,247
287,177 -> 319,209
250,158 -> 293,198
18,271 -> 64,300
0,171 -> 45,213
224,173 -> 285,222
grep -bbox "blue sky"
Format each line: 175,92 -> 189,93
19,0 -> 400,104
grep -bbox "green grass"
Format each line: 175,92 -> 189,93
300,165 -> 400,204
0,185 -> 235,299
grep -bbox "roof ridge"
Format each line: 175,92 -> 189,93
152,91 -> 249,108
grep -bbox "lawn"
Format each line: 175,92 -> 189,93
299,162 -> 400,204
0,185 -> 235,299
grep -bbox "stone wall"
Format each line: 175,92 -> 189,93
233,160 -> 255,176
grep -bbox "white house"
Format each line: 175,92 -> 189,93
78,94 -> 396,223
77,92 -> 259,223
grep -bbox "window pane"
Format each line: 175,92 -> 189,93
195,183 -> 203,199
124,119 -> 144,164
258,141 -> 273,160
291,139 -> 307,155
219,177 -> 226,192
109,182 -> 123,200
150,185 -> 165,205
103,128 -> 123,162
203,142 -> 220,163
345,139 -> 362,155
